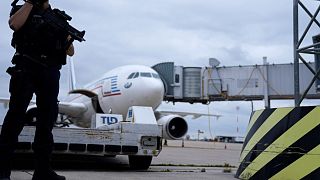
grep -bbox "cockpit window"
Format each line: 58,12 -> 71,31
128,72 -> 136,79
140,72 -> 152,78
152,73 -> 160,79
133,72 -> 139,78
129,72 -> 160,79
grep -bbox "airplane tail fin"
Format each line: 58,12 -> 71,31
68,57 -> 77,91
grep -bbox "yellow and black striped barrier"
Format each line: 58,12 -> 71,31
236,106 -> 320,179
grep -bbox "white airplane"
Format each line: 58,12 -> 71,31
1,61 -> 220,140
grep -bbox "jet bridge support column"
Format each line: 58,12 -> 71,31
263,57 -> 270,109
293,0 -> 300,107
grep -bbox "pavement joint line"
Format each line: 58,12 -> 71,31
151,164 -> 237,168
163,146 -> 241,151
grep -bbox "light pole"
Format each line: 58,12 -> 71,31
236,106 -> 240,135
197,130 -> 204,141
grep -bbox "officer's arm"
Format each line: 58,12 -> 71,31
66,36 -> 75,56
8,1 -> 33,31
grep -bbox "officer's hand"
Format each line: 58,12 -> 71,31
66,36 -> 75,57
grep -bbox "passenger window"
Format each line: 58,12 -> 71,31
133,72 -> 139,78
128,72 -> 135,79
140,72 -> 152,78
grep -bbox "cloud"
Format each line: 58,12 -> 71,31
0,0 -> 319,136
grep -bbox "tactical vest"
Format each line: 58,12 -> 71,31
11,5 -> 68,66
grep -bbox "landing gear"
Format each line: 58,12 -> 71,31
25,108 -> 71,127
25,108 -> 37,126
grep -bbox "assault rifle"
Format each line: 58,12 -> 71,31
11,0 -> 86,43
42,8 -> 86,43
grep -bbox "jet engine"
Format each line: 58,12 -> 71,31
157,115 -> 188,140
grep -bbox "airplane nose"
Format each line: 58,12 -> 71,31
146,80 -> 164,97
138,79 -> 164,106
150,80 -> 164,92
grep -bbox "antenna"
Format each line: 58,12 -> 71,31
68,57 -> 77,91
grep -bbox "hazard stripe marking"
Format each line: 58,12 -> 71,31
237,106 -> 315,175
301,167 -> 320,179
239,107 -> 293,162
239,107 -> 320,179
241,109 -> 275,152
245,110 -> 264,135
270,144 -> 320,180
237,106 -> 319,179
236,106 -> 317,178
249,123 -> 320,179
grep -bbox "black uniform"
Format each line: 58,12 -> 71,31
0,5 -> 68,179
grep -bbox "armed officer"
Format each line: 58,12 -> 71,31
0,0 -> 74,179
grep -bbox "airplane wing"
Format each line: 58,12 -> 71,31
157,110 -> 222,119
0,97 -> 10,109
0,97 -> 37,109
58,101 -> 88,117
0,97 -> 87,118
0,97 -> 10,103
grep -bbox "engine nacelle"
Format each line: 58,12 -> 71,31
157,115 -> 188,140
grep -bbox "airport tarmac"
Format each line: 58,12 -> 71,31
10,140 -> 242,180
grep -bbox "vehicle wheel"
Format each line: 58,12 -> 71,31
128,155 -> 152,170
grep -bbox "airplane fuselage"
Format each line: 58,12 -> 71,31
65,65 -> 165,127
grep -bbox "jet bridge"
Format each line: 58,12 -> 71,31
152,60 -> 320,105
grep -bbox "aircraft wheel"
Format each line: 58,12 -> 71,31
128,155 -> 152,170
25,108 -> 37,126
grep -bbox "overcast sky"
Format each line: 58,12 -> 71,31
1,0 -> 320,139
